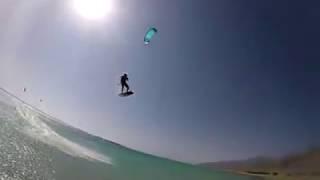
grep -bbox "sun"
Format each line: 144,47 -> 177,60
72,0 -> 113,20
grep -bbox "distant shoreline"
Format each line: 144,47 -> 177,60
219,169 -> 320,180
199,147 -> 320,180
215,169 -> 266,180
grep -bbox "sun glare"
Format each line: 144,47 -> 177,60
72,0 -> 113,20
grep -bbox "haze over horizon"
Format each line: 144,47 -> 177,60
0,0 -> 319,163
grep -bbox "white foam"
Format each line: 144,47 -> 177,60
16,104 -> 112,165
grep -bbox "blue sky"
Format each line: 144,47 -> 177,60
0,0 -> 319,163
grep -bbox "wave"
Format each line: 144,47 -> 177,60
15,104 -> 112,165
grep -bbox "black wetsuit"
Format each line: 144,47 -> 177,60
121,75 -> 129,93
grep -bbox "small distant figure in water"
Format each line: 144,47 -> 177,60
120,73 -> 130,93
23,88 -> 26,92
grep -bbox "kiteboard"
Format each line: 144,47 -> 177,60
119,91 -> 134,97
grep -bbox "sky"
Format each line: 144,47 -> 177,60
0,0 -> 319,163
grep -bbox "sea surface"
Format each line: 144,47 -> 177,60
0,89 -> 258,180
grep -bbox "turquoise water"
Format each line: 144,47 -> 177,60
0,89 -> 257,180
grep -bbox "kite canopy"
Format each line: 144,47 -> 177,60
144,27 -> 158,44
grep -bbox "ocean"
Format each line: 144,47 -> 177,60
0,89 -> 258,180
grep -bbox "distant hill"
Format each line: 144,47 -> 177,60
278,148 -> 320,172
200,148 -> 320,179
